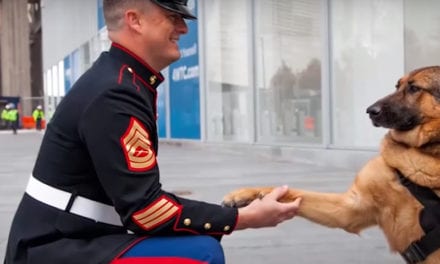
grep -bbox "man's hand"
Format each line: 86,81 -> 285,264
234,185 -> 301,230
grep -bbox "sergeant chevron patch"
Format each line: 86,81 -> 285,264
120,117 -> 156,171
132,195 -> 180,230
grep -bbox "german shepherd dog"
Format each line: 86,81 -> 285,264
223,66 -> 440,263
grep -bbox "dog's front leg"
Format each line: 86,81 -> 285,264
285,187 -> 376,234
223,184 -> 376,234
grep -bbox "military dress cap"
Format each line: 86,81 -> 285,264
151,0 -> 197,19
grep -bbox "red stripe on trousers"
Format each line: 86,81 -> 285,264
112,257 -> 208,264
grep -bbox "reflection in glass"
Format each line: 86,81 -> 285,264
255,0 -> 323,144
404,0 -> 440,72
330,0 -> 403,148
205,0 -> 251,142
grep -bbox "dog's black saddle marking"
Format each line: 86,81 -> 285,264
397,170 -> 440,263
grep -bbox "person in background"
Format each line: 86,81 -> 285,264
4,1 -> 301,264
6,103 -> 18,135
32,105 -> 45,131
1,103 -> 10,129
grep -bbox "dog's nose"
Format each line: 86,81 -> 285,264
366,104 -> 382,116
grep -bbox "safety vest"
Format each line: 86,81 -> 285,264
32,109 -> 44,121
7,109 -> 18,121
1,109 -> 8,120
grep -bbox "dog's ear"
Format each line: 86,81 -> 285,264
413,66 -> 440,100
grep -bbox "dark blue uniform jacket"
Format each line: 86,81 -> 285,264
4,43 -> 238,264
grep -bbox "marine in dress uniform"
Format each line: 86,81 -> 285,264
4,1 -> 238,263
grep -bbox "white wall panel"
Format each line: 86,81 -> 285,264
41,0 -> 98,70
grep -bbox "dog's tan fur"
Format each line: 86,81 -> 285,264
223,66 -> 440,263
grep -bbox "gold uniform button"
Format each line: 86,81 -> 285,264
127,67 -> 133,73
223,225 -> 231,232
183,218 -> 191,226
149,75 -> 157,85
204,223 -> 212,230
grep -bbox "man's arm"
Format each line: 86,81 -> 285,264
235,185 -> 301,230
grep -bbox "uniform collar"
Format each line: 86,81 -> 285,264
110,43 -> 164,89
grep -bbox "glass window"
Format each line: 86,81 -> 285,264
80,42 -> 91,72
58,60 -> 65,97
330,0 -> 404,148
404,0 -> 440,72
204,0 -> 252,142
254,0 -> 324,144
51,65 -> 59,99
89,30 -> 111,63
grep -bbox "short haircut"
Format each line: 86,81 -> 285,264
103,0 -> 150,31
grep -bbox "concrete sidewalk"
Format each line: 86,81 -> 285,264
0,131 -> 402,263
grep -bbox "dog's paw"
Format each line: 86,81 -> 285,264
222,188 -> 269,208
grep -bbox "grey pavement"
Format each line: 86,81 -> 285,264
0,130 -> 402,263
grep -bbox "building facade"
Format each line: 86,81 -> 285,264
41,0 -> 440,166
0,0 -> 44,116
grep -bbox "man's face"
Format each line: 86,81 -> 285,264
139,4 -> 188,70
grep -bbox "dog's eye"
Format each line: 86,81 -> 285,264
407,84 -> 421,94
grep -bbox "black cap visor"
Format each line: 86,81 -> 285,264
152,1 -> 197,20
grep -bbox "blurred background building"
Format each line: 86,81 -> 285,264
0,0 -> 43,120
2,0 -> 440,167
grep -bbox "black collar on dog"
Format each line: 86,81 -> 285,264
397,171 -> 440,263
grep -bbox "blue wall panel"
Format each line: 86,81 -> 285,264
157,84 -> 167,138
97,0 -> 105,30
169,1 -> 200,139
64,55 -> 72,93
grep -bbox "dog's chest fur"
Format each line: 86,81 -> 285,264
381,133 -> 440,192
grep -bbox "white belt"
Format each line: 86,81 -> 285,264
25,175 -> 123,227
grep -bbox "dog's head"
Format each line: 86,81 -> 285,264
367,66 -> 440,146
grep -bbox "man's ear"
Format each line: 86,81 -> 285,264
124,9 -> 142,33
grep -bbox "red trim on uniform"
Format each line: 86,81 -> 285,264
132,195 -> 181,231
173,213 -> 229,235
112,257 -> 208,264
172,208 -> 238,236
112,43 -> 164,82
173,208 -> 199,234
118,65 -> 129,84
130,73 -> 158,120
119,66 -> 158,120
131,72 -> 141,92
112,44 -> 159,120
132,71 -> 157,94
112,237 -> 148,261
